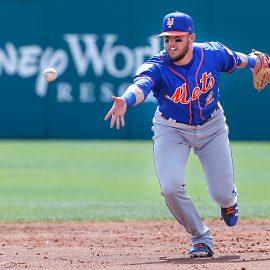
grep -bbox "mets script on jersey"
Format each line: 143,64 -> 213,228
165,72 -> 215,106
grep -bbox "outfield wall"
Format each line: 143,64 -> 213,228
0,0 -> 270,139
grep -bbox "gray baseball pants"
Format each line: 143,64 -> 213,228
152,106 -> 238,249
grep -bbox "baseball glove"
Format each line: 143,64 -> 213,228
249,49 -> 270,92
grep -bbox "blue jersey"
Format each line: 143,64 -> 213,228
134,41 -> 240,125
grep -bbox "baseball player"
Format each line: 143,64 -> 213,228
104,11 -> 270,257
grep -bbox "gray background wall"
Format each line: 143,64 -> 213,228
0,0 -> 269,139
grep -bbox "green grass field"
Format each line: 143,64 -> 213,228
0,140 -> 269,221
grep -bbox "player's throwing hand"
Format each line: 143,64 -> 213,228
104,96 -> 127,129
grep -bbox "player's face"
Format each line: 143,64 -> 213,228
164,34 -> 193,63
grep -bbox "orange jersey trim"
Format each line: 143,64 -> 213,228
161,54 -> 193,124
196,47 -> 205,121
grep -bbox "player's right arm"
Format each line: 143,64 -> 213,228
104,84 -> 145,130
104,61 -> 159,130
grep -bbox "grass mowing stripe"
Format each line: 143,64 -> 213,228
0,140 -> 269,221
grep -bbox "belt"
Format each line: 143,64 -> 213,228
161,114 -> 183,123
161,114 -> 195,125
161,108 -> 219,126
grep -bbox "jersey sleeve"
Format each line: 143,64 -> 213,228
205,42 -> 241,73
133,57 -> 161,99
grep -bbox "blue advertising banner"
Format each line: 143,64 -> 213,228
0,0 -> 269,139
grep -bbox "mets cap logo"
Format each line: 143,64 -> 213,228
167,18 -> 174,28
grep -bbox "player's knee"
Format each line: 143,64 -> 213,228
207,174 -> 236,206
161,183 -> 186,199
210,191 -> 234,207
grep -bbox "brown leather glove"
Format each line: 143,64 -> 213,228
249,49 -> 270,91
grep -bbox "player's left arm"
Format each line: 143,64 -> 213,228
235,52 -> 261,73
216,42 -> 270,91
235,50 -> 270,91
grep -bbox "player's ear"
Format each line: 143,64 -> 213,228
189,33 -> 196,42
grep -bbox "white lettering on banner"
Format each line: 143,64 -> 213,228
0,42 -> 17,75
57,83 -> 74,102
100,83 -> 114,103
18,46 -> 42,77
79,83 -> 96,103
0,34 -> 160,103
106,45 -> 133,77
64,34 -> 106,77
134,37 -> 160,71
64,34 -> 159,78
55,82 -> 156,104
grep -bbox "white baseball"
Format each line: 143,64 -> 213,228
43,67 -> 57,82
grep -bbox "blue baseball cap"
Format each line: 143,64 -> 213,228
157,12 -> 194,37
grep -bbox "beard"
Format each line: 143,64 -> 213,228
166,41 -> 189,63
